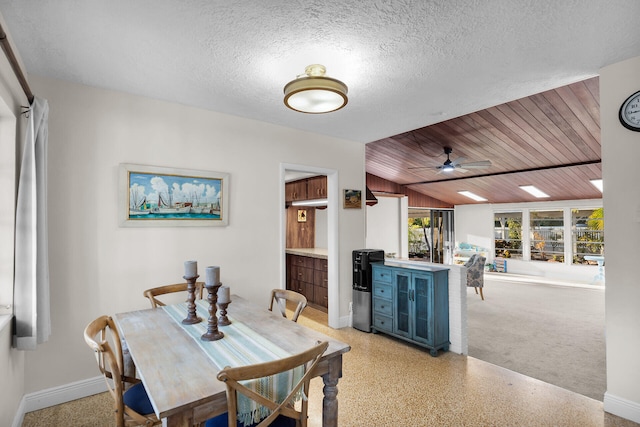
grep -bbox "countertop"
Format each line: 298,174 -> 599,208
286,248 -> 328,259
379,258 -> 450,272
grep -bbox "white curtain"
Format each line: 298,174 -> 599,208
13,96 -> 50,350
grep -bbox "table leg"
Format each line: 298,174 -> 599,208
166,411 -> 192,427
321,354 -> 343,427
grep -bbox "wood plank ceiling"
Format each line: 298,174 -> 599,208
365,77 -> 602,207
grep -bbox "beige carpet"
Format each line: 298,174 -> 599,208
467,274 -> 606,401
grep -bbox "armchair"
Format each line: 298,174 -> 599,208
464,254 -> 486,300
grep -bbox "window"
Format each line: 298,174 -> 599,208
494,212 -> 522,260
530,210 -> 564,262
572,208 -> 604,264
0,98 -> 16,317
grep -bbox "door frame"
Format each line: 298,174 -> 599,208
280,163 -> 340,328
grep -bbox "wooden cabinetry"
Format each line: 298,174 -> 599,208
306,176 -> 327,200
285,180 -> 308,202
286,254 -> 328,310
371,264 -> 449,356
285,176 -> 327,202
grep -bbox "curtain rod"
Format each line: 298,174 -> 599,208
0,22 -> 34,104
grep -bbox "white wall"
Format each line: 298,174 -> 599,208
315,207 -> 327,248
454,204 -> 494,257
24,75 -> 366,394
365,195 -> 408,257
601,56 -> 640,422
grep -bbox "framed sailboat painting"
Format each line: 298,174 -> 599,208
119,163 -> 230,227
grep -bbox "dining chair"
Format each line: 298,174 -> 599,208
83,315 -> 161,427
205,340 -> 329,427
143,282 -> 205,308
465,254 -> 486,300
268,289 -> 308,322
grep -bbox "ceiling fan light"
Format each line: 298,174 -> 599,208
284,64 -> 348,114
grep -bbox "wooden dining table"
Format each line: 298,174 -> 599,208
114,295 -> 351,427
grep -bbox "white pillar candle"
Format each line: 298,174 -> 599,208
184,260 -> 197,278
217,286 -> 230,303
205,266 -> 220,286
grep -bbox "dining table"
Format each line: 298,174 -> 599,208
114,295 -> 351,427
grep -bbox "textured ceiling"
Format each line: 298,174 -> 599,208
1,1 -> 639,144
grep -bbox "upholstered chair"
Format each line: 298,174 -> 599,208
465,254 -> 486,300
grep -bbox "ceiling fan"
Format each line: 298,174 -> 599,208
409,147 -> 492,173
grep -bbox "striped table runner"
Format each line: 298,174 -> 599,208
163,301 -> 301,426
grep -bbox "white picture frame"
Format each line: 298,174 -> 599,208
118,163 -> 230,227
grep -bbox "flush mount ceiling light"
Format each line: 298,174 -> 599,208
283,64 -> 348,114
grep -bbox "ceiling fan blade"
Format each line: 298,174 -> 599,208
459,160 -> 492,169
451,156 -> 466,167
407,166 -> 433,170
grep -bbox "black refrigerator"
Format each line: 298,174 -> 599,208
352,249 -> 385,332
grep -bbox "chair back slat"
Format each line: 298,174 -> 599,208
217,340 -> 328,427
268,289 -> 308,322
143,282 -> 205,308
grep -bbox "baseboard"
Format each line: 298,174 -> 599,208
10,395 -> 26,427
339,314 -> 351,328
23,375 -> 107,413
604,391 -> 640,423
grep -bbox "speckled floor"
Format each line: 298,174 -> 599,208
22,305 -> 639,427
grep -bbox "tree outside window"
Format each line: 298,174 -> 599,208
572,208 -> 604,264
530,210 -> 564,262
494,212 -> 522,259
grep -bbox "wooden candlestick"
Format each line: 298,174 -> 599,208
217,301 -> 231,326
201,282 -> 224,341
182,275 -> 202,325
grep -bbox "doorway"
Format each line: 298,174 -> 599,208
408,208 -> 455,264
280,164 -> 339,328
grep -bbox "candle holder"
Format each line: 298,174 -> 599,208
201,282 -> 224,341
217,301 -> 231,326
182,275 -> 202,325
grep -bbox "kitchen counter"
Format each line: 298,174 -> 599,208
286,247 -> 328,259
382,258 -> 450,272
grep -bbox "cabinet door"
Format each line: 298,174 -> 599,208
393,271 -> 411,338
306,176 -> 327,200
313,285 -> 328,308
412,272 -> 433,346
285,180 -> 307,201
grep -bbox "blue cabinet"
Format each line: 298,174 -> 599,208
371,264 -> 449,356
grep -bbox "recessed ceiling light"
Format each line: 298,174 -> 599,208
520,185 -> 549,198
590,179 -> 603,192
458,191 -> 488,202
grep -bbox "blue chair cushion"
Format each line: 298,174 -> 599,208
122,382 -> 155,415
205,412 -> 296,427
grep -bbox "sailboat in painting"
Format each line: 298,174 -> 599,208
152,191 -> 191,214
129,187 -> 150,216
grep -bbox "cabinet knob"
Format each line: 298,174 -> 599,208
381,305 -> 385,309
